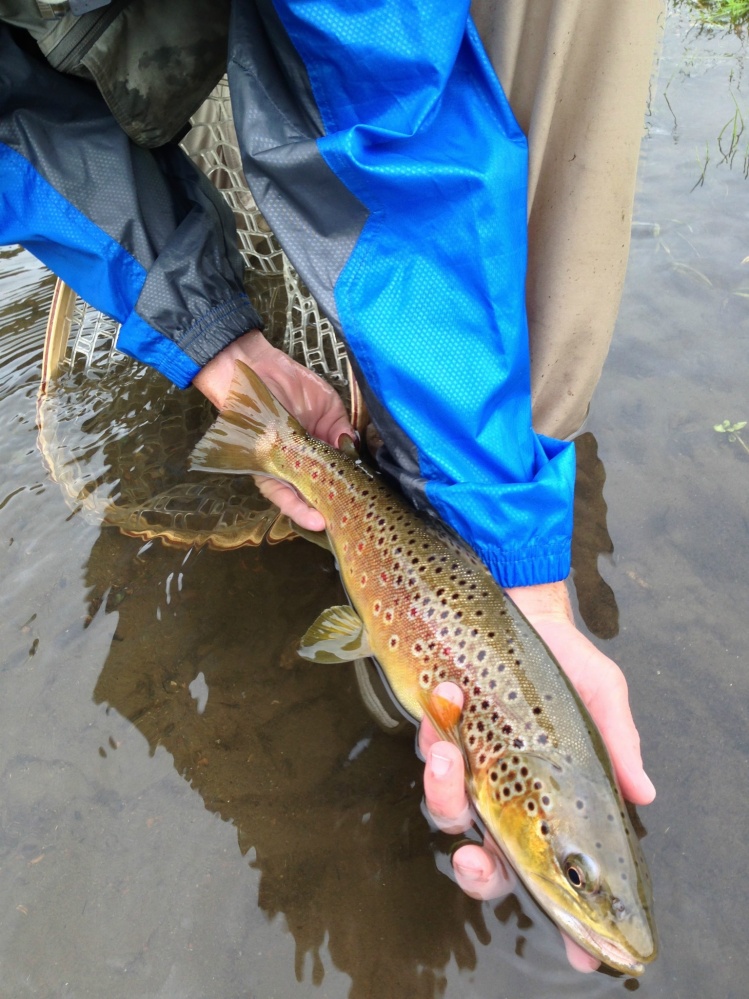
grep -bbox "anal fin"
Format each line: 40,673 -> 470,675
298,605 -> 373,664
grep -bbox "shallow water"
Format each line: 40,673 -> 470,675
1,9 -> 748,998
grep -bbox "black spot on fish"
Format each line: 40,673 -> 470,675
477,650 -> 486,662
513,738 -> 524,749
576,800 -> 584,810
532,706 -> 542,715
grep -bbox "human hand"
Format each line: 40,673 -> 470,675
419,580 -> 655,973
193,330 -> 354,530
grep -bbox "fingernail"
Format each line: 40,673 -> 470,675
642,772 -> 656,799
454,860 -> 486,883
429,750 -> 453,779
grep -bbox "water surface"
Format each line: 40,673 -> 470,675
1,9 -> 748,998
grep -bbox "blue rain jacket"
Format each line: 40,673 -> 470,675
0,2 -> 575,588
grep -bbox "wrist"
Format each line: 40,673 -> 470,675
192,328 -> 266,408
504,579 -> 574,625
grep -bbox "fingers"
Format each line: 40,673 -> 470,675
423,740 -> 473,834
576,648 -> 656,806
419,680 -> 599,972
260,352 -> 354,448
421,682 -> 515,901
453,842 -> 516,900
594,683 -> 656,806
255,476 -> 325,532
517,611 -> 656,807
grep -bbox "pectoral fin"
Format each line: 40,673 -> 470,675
299,605 -> 373,663
420,688 -> 471,770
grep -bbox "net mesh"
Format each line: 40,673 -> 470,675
38,80 -> 352,549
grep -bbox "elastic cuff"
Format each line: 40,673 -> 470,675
473,540 -> 571,590
176,292 -> 265,366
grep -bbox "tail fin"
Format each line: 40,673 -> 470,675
189,361 -> 301,475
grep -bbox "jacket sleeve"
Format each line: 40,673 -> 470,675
227,0 -> 576,588
0,25 -> 262,388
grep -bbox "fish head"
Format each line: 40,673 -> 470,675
475,755 -> 657,975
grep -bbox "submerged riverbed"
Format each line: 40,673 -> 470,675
1,8 -> 748,999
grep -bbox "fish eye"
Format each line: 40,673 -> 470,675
563,853 -> 598,893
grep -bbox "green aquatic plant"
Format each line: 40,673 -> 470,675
678,0 -> 749,30
713,419 -> 749,453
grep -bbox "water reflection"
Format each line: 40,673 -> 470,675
571,433 -> 620,641
84,527 -> 496,999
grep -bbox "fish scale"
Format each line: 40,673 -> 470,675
190,361 -> 657,975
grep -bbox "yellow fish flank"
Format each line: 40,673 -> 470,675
190,362 -> 657,975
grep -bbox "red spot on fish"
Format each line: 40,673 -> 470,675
311,470 -> 319,479
380,572 -> 388,583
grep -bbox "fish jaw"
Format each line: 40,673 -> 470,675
475,772 -> 657,975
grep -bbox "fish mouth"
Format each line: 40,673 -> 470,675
528,872 -> 653,975
550,907 -> 652,976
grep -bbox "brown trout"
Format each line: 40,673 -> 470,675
190,361 -> 657,975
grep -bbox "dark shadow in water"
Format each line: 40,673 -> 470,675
571,432 -> 620,641
81,526 -> 519,999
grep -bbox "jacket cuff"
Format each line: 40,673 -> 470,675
118,293 -> 264,388
473,539 -> 572,590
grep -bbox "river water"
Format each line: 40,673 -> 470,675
1,8 -> 747,999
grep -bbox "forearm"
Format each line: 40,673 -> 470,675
230,1 -> 575,588
0,25 -> 261,387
